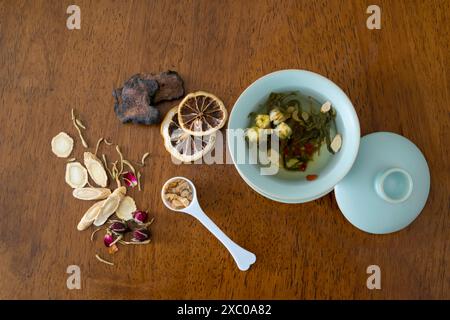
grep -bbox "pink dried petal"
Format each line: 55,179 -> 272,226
132,210 -> 148,223
103,234 -> 114,247
132,229 -> 150,242
109,221 -> 128,233
122,171 -> 138,188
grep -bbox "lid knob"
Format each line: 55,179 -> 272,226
374,168 -> 413,204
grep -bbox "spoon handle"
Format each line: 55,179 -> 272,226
187,203 -> 256,271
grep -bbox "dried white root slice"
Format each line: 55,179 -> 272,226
320,101 -> 331,113
51,132 -> 74,158
84,152 -> 108,187
93,187 -> 126,226
65,162 -> 88,188
77,200 -> 106,231
73,187 -> 111,200
116,196 -> 136,220
331,134 -> 342,153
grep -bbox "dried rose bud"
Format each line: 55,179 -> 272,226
103,234 -> 115,247
122,171 -> 138,188
109,221 -> 127,233
132,210 -> 148,224
132,228 -> 150,242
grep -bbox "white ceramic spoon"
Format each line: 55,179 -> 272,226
161,177 -> 256,271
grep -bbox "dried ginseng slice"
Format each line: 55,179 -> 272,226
177,91 -> 227,136
320,101 -> 331,113
116,196 -> 136,220
93,187 -> 126,226
161,106 -> 216,162
330,134 -> 342,153
51,132 -> 74,158
84,152 -> 108,187
65,162 -> 88,188
73,187 -> 111,200
77,200 -> 106,231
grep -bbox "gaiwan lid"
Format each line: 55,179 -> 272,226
334,132 -> 430,234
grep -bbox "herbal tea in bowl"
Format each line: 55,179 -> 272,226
227,70 -> 360,203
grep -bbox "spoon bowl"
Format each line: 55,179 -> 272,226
161,176 -> 198,212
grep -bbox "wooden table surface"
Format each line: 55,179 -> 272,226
0,0 -> 448,300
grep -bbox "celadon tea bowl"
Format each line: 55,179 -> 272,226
227,70 -> 360,203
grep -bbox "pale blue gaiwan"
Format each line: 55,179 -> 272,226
227,69 -> 360,203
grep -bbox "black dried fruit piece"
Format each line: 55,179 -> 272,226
113,71 -> 185,125
142,70 -> 185,103
113,74 -> 160,125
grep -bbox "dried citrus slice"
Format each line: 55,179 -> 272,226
161,106 -> 216,162
177,91 -> 227,136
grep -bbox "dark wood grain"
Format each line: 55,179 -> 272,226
0,0 -> 448,299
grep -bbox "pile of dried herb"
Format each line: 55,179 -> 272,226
246,91 -> 342,177
50,108 -> 153,266
93,212 -> 154,265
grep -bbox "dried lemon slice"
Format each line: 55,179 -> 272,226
161,106 -> 216,162
177,91 -> 227,136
